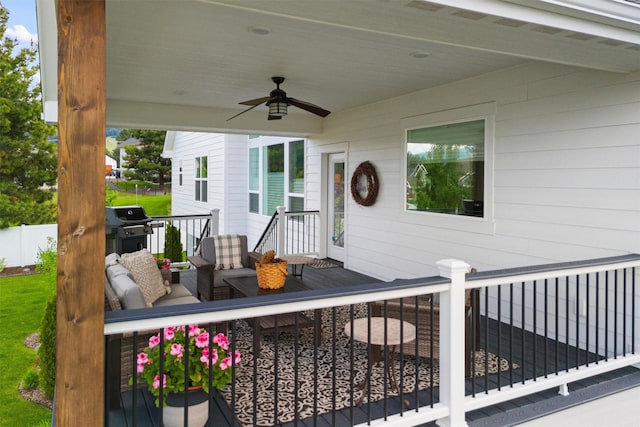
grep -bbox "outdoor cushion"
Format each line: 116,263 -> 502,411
104,278 -> 122,311
109,274 -> 147,309
105,252 -> 120,268
153,294 -> 199,307
213,234 -> 244,270
106,262 -> 133,282
119,249 -> 168,306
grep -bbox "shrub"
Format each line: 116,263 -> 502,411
0,257 -> 5,272
35,237 -> 57,275
164,223 -> 183,262
39,292 -> 56,398
22,369 -> 40,389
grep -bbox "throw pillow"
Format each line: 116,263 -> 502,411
119,249 -> 168,306
214,234 -> 244,270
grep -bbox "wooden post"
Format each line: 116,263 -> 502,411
56,0 -> 106,425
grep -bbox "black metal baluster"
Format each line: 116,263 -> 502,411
367,304 -> 372,423
230,322 -> 237,426
252,321 -> 258,426
544,279 -> 548,378
332,306 -> 337,425
349,304 -> 355,424
623,267 -> 627,356
605,271 -> 609,361
521,282 -> 525,384
633,267 -> 636,355
565,276 -> 570,372
207,324 -> 215,426
575,275 -> 580,369
555,278 -> 559,375
485,286 -> 490,391
158,329 -> 164,426
399,297 -> 405,416
586,274 -> 590,366
615,269 -> 619,358
595,273 -> 600,364
383,301 -> 388,419
183,324 -> 190,427
132,331 -> 138,427
509,283 -> 514,386
274,315 -> 279,424
497,285 -> 502,390
471,289 -> 477,396
533,280 -> 537,380
294,309 -> 300,426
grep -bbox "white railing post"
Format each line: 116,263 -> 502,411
277,206 -> 286,256
209,208 -> 220,236
436,259 -> 470,427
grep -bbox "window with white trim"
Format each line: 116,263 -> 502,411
402,102 -> 495,232
248,138 -> 305,215
195,156 -> 207,202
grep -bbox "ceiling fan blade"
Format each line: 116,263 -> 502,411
239,96 -> 272,106
288,98 -> 331,117
268,115 -> 283,121
226,102 -> 263,121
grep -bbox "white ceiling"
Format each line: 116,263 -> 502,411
38,0 -> 640,135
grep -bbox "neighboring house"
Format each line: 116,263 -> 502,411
163,132 -> 305,250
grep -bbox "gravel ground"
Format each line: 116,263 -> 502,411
20,332 -> 53,409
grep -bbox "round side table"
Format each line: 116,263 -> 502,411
344,317 -> 416,405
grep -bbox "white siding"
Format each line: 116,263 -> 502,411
307,62 -> 640,281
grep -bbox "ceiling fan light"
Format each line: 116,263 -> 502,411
268,101 -> 288,117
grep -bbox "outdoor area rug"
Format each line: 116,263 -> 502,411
219,305 -> 516,426
309,258 -> 340,269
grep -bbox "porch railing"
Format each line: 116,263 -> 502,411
145,209 -> 219,263
253,206 -> 320,257
104,254 -> 640,426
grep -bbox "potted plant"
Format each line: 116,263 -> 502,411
134,324 -> 241,426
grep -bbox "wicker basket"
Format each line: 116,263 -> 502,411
255,259 -> 288,289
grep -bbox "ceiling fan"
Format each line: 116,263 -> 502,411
226,77 -> 331,121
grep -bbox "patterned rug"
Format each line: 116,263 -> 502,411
309,258 -> 340,269
220,305 -> 516,426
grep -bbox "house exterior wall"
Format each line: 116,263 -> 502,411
307,62 -> 640,281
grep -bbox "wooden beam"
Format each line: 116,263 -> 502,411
56,0 -> 106,425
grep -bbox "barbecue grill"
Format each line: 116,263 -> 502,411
105,206 -> 153,254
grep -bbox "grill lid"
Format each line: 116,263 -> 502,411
106,206 -> 151,227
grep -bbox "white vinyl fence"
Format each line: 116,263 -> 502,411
0,224 -> 58,267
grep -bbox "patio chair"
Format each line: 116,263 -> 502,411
187,235 -> 261,301
373,288 -> 479,377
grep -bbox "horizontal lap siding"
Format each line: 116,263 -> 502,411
308,62 -> 640,280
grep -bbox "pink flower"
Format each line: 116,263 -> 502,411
233,350 -> 242,364
219,356 -> 232,370
170,343 -> 183,358
136,352 -> 150,373
188,324 -> 201,337
152,374 -> 166,389
200,348 -> 218,367
164,327 -> 175,341
148,334 -> 160,349
213,333 -> 229,350
195,331 -> 209,348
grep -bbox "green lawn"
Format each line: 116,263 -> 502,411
111,193 -> 171,216
0,274 -> 54,426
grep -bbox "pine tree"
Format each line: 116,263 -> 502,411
118,129 -> 171,190
0,6 -> 58,228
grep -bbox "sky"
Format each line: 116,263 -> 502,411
2,0 -> 38,46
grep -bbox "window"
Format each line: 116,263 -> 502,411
249,148 -> 259,213
406,120 -> 484,217
263,144 -> 284,214
288,140 -> 305,211
195,156 -> 207,202
248,138 -> 305,215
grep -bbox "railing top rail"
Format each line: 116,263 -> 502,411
104,276 -> 450,335
466,253 -> 640,289
283,210 -> 320,215
150,214 -> 215,221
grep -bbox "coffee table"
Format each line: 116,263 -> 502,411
344,317 -> 416,405
224,275 -> 322,352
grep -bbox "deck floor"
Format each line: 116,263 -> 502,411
108,262 -> 640,426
